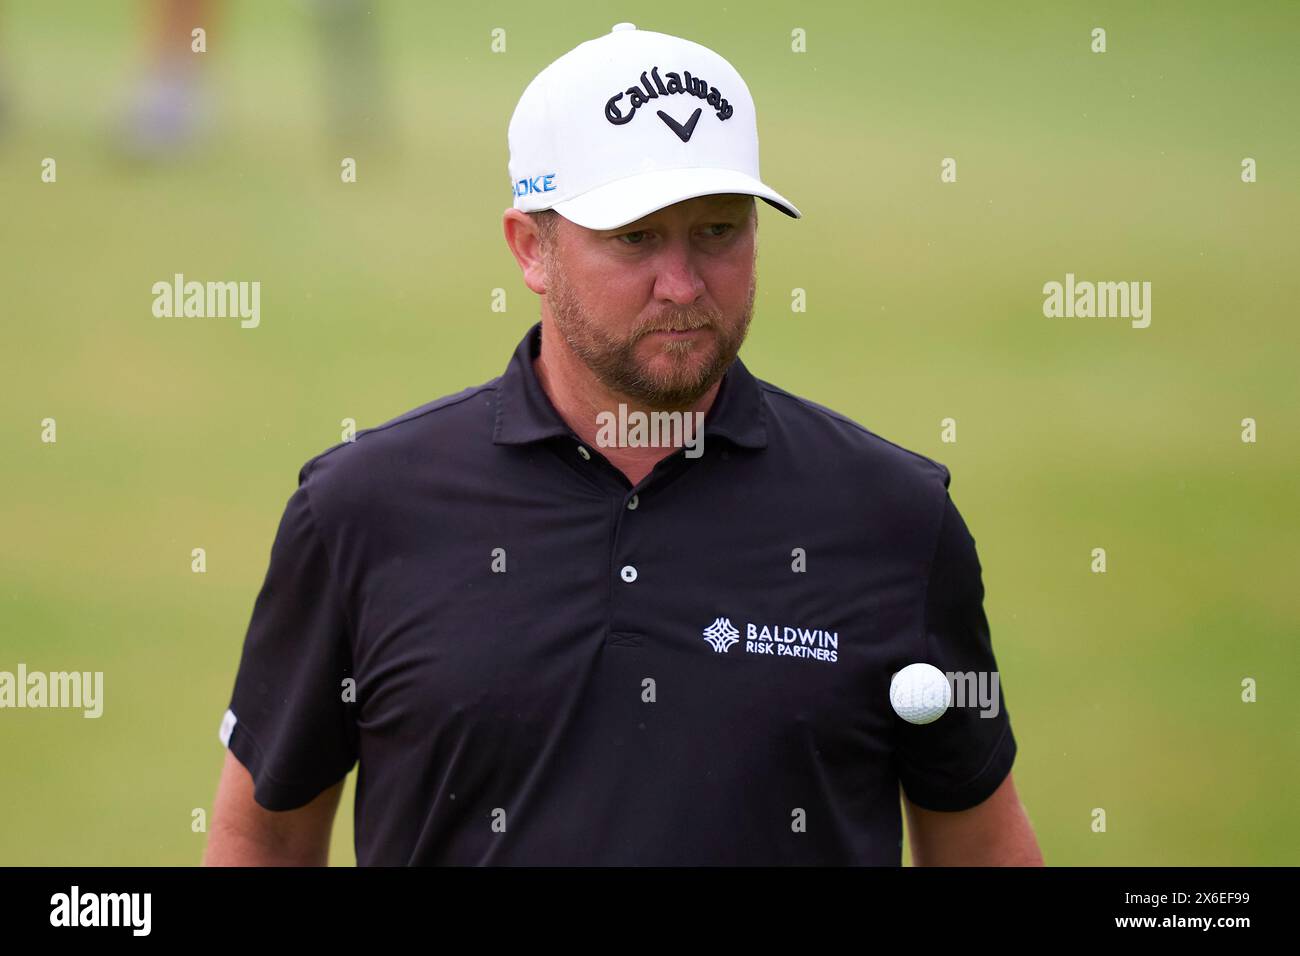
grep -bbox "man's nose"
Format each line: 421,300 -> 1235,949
651,238 -> 707,305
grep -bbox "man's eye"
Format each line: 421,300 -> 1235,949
616,224 -> 734,245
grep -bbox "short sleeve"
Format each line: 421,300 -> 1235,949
895,490 -> 1017,811
218,464 -> 359,810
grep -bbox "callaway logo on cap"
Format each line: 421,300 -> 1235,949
507,23 -> 802,231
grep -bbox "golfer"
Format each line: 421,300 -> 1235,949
205,24 -> 1043,866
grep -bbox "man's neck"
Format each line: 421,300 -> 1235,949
532,321 -> 723,487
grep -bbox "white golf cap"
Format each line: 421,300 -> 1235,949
507,22 -> 802,231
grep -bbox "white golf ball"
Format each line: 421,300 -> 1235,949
890,663 -> 952,724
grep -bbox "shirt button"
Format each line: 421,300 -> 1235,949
576,445 -> 591,460
620,565 -> 637,582
626,494 -> 639,510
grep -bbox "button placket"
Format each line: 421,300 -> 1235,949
608,475 -> 652,646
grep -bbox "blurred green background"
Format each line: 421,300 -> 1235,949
1,0 -> 1296,866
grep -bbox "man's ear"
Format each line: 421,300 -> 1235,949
502,209 -> 549,295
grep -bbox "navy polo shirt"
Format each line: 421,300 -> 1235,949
220,320 -> 1016,865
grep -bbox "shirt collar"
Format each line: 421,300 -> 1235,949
492,321 -> 768,450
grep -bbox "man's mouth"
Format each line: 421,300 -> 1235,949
649,324 -> 710,336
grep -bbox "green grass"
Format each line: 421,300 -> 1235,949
1,0 -> 1296,866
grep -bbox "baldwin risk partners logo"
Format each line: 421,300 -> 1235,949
702,617 -> 839,664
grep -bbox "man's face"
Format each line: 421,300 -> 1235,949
540,193 -> 758,409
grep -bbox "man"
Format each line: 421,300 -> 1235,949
206,24 -> 1042,866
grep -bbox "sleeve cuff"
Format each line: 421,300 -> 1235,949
223,715 -> 347,812
900,723 -> 1017,812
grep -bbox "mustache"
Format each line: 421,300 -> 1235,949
637,311 -> 718,336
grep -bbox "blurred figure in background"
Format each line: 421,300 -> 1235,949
116,0 -> 215,159
114,0 -> 389,161
312,0 -> 391,151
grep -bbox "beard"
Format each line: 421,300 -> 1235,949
542,243 -> 756,410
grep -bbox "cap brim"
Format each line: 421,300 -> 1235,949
549,167 -> 801,231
